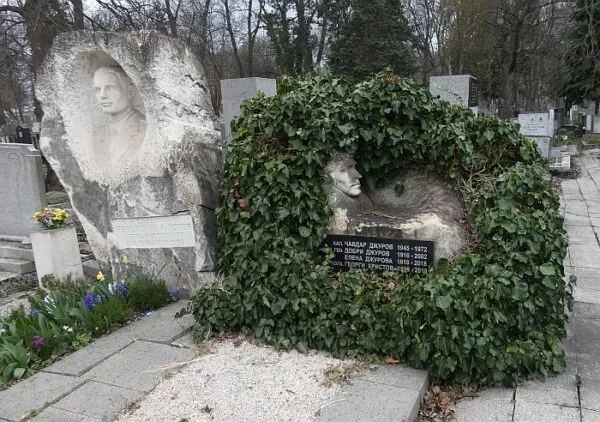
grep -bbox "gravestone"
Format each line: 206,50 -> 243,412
36,31 -> 223,294
15,126 -> 33,144
429,75 -> 478,113
326,154 -> 466,268
326,234 -> 434,274
518,112 -> 552,158
220,78 -> 277,139
0,144 -> 46,240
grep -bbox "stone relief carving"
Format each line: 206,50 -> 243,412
326,154 -> 467,262
326,153 -> 373,218
36,31 -> 223,294
92,66 -> 146,166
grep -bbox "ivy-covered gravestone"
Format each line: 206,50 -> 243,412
182,72 -> 571,386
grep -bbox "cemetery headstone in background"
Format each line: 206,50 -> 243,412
0,144 -> 46,240
15,126 -> 33,144
429,74 -> 478,114
36,31 -> 223,294
220,78 -> 277,139
518,112 -> 552,158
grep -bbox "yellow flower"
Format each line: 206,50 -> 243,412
120,255 -> 130,265
96,271 -> 105,282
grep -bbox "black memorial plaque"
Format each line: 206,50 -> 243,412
326,234 -> 434,274
468,77 -> 478,107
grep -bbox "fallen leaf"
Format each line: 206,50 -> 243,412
384,356 -> 399,364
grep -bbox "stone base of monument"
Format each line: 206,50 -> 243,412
31,225 -> 84,286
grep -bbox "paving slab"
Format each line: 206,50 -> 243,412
454,397 -> 513,422
565,204 -> 589,216
580,378 -> 600,412
0,372 -> 84,421
571,267 -> 600,283
353,365 -> 429,398
53,380 -> 143,420
575,302 -> 600,320
583,409 -> 600,422
563,194 -> 584,201
115,302 -> 194,344
568,245 -> 600,268
316,379 -> 422,422
475,387 -> 515,401
566,224 -> 599,243
574,287 -> 600,304
515,372 -> 579,408
513,401 -> 580,422
83,340 -> 196,392
564,214 -> 592,226
43,328 -> 134,376
30,406 -> 100,422
577,354 -> 600,382
561,180 -> 581,195
566,317 -> 600,357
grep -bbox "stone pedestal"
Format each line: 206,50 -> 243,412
31,226 -> 84,285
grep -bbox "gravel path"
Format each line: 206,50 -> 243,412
116,337 -> 361,422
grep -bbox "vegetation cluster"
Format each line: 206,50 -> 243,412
0,269 -> 174,387
183,72 -> 572,386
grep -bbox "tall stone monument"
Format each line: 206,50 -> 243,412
36,31 -> 223,293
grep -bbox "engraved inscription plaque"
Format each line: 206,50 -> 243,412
112,214 -> 196,249
326,234 -> 434,274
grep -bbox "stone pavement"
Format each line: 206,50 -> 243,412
0,302 -> 197,421
454,149 -> 600,422
0,301 -> 429,422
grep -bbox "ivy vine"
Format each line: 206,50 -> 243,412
183,71 -> 571,386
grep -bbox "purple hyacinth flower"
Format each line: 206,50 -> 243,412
84,293 -> 96,311
115,282 -> 128,298
29,309 -> 41,317
32,335 -> 46,351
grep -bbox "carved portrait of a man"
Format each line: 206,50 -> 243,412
93,66 -> 146,165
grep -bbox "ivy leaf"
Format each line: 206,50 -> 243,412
436,295 -> 452,310
284,122 -> 296,137
298,226 -> 311,237
539,263 -> 555,276
337,123 -> 354,135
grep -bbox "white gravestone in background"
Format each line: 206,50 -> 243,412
0,144 -> 46,240
220,78 -> 277,139
518,112 -> 552,158
36,31 -> 223,294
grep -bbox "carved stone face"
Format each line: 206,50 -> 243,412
328,154 -> 362,197
93,69 -> 132,117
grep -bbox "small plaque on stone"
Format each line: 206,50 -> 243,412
112,214 -> 195,249
326,234 -> 434,274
